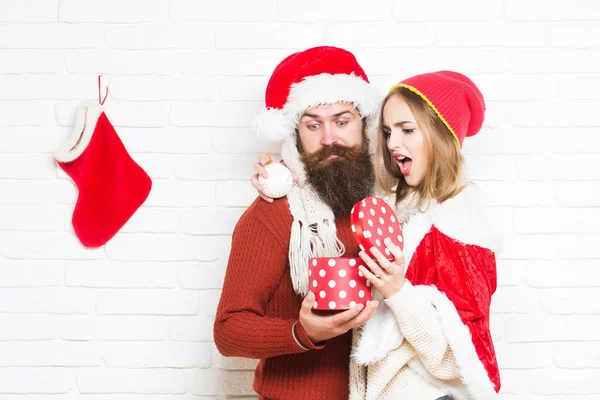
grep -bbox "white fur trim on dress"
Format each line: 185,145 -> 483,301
253,73 -> 382,142
54,101 -> 104,163
411,285 -> 498,400
430,184 -> 502,253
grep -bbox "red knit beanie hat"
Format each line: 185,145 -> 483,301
390,71 -> 485,148
253,46 -> 381,142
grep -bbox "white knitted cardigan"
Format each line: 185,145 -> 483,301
350,185 -> 502,400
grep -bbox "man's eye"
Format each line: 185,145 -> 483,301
337,120 -> 348,127
308,124 -> 320,130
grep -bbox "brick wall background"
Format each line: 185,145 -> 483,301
0,0 -> 599,398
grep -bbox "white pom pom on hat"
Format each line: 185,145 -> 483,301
252,108 -> 293,142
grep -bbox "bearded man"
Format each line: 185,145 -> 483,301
214,46 -> 381,400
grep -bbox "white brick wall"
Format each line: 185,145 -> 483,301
0,0 -> 598,398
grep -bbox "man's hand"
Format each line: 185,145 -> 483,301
298,291 -> 379,344
251,153 -> 299,203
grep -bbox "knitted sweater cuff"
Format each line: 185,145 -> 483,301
383,279 -> 416,314
294,321 -> 327,351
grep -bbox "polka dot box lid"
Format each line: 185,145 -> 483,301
350,196 -> 404,260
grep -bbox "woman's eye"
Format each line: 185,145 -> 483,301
403,128 -> 415,134
382,129 -> 391,137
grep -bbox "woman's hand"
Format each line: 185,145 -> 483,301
250,153 -> 298,203
358,237 -> 406,299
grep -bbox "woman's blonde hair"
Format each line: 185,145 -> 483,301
375,86 -> 466,207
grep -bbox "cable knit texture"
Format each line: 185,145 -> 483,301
350,281 -> 460,400
214,196 -> 361,400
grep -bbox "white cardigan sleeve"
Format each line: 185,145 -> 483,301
384,280 -> 460,380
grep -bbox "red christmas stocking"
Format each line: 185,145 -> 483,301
54,101 -> 152,248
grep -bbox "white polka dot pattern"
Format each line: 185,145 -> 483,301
350,195 -> 404,261
308,257 -> 372,311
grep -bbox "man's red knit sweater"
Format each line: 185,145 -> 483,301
214,196 -> 360,400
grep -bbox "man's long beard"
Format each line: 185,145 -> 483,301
300,136 -> 375,216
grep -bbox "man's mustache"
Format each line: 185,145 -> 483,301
313,145 -> 349,162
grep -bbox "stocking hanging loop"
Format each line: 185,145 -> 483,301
98,74 -> 109,105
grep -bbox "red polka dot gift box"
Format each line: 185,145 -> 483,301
309,257 -> 372,311
350,196 -> 404,260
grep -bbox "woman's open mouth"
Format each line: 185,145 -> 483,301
396,156 -> 412,175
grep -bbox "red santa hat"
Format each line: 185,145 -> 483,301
253,46 -> 381,141
390,71 -> 486,148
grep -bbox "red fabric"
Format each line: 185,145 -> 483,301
405,225 -> 501,393
57,112 -> 151,248
214,197 -> 359,400
396,71 -> 485,147
265,46 -> 370,110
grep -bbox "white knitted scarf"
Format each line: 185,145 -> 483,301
281,135 -> 346,296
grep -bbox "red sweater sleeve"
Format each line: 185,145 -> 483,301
214,210 -> 323,359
